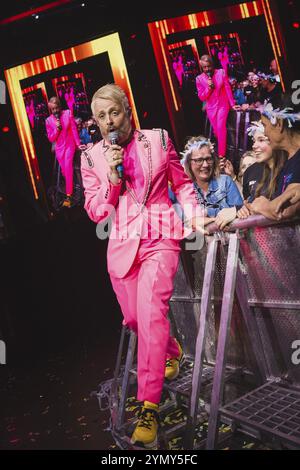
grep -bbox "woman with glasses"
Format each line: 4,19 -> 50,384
180,136 -> 243,229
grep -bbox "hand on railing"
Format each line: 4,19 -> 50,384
237,205 -> 251,219
215,207 -> 237,230
274,184 -> 300,219
190,216 -> 216,235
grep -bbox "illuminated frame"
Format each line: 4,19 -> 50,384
168,39 -> 202,71
5,32 -> 140,201
148,0 -> 286,147
203,32 -> 244,66
22,83 -> 49,130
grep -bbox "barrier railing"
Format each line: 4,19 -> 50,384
105,215 -> 300,449
178,215 -> 300,449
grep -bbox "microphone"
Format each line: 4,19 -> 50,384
108,130 -> 123,179
207,71 -> 215,89
54,112 -> 62,130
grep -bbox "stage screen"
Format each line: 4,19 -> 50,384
148,0 -> 287,150
5,33 -> 139,215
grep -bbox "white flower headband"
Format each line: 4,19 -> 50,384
247,120 -> 265,138
180,139 -> 214,165
261,101 -> 300,128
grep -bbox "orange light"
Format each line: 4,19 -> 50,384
157,24 -> 179,111
265,0 -> 281,57
262,0 -> 285,92
253,1 -> 259,16
240,4 -> 246,18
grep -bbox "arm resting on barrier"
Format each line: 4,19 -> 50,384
245,196 -> 277,220
274,184 -> 300,219
247,185 -> 300,221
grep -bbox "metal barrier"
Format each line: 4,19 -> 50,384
185,216 -> 300,449
204,109 -> 260,170
103,215 -> 300,449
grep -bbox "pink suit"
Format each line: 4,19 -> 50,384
196,68 -> 235,157
218,46 -> 229,75
81,129 -> 201,404
46,109 -> 80,195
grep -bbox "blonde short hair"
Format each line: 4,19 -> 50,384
91,83 -> 131,117
48,96 -> 61,107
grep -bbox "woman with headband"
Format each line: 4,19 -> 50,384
246,94 -> 300,220
180,136 -> 243,229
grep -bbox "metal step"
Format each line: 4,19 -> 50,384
220,381 -> 300,448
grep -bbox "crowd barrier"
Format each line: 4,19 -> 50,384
99,215 -> 300,449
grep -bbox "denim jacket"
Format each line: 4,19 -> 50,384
169,175 -> 243,219
193,175 -> 243,217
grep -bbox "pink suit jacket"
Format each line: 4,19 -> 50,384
196,68 -> 235,112
81,129 -> 200,279
46,109 -> 80,161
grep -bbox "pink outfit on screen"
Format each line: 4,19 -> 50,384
196,68 -> 235,156
46,109 -> 80,195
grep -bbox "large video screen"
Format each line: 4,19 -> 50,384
5,33 -> 139,215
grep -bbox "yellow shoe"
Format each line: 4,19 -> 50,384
165,339 -> 183,380
62,196 -> 72,208
131,401 -> 158,448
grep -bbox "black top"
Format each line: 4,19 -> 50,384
244,85 -> 262,105
274,149 -> 300,198
242,162 -> 265,201
260,83 -> 282,108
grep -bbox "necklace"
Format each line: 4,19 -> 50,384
125,130 -> 153,211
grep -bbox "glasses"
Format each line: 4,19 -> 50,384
190,157 -> 214,166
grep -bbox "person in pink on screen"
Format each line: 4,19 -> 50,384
81,83 -> 209,448
172,52 -> 184,88
218,45 -> 229,75
26,96 -> 35,129
196,54 -> 240,161
64,85 -> 76,115
46,96 -> 86,207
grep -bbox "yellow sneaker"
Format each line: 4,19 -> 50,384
62,196 -> 72,208
165,339 -> 183,380
131,401 -> 158,448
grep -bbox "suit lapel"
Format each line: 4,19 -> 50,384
126,130 -> 152,208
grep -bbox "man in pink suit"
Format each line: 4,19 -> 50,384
81,84 -> 206,448
196,55 -> 239,159
46,97 -> 84,207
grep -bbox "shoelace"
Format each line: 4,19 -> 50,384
165,358 -> 173,367
138,409 -> 156,430
166,357 -> 180,367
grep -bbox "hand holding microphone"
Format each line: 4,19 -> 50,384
207,71 -> 215,90
54,112 -> 62,131
107,130 -> 124,185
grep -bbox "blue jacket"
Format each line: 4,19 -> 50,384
169,175 -> 243,218
233,88 -> 246,105
79,128 -> 92,145
193,175 -> 243,217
